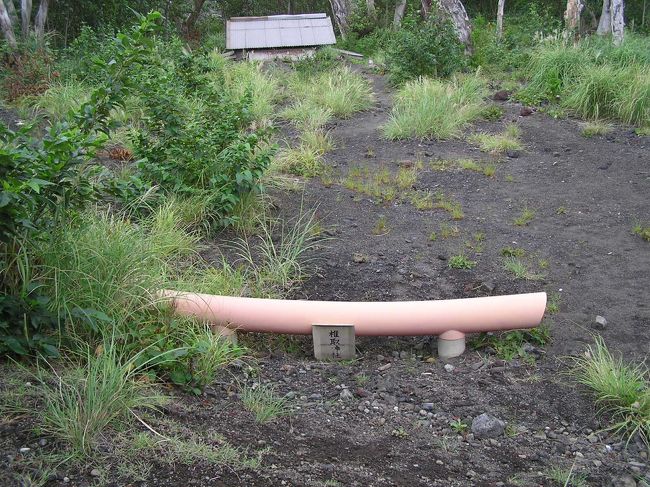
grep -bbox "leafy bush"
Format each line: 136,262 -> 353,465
385,14 -> 465,84
122,44 -> 274,227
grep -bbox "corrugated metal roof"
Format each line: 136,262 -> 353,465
226,13 -> 336,50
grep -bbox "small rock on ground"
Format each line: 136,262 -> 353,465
471,413 -> 506,438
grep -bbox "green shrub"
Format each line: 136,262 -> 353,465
383,74 -> 486,140
386,14 -> 465,84
0,13 -> 163,358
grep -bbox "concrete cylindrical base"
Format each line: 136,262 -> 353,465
212,325 -> 238,345
437,330 -> 466,358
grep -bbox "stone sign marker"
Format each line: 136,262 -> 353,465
312,324 -> 355,360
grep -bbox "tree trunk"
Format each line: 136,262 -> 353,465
0,0 -> 17,49
496,0 -> 505,39
329,0 -> 352,37
393,0 -> 407,27
596,0 -> 611,35
33,0 -> 48,43
564,0 -> 584,41
610,0 -> 624,45
366,0 -> 376,18
183,0 -> 206,36
421,0 -> 432,18
5,0 -> 17,25
20,0 -> 30,38
438,0 -> 472,49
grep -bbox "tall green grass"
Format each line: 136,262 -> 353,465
284,67 -> 374,121
20,81 -> 91,121
33,209 -> 196,334
383,75 -> 487,140
223,61 -> 282,124
572,336 -> 649,446
39,338 -> 167,456
520,35 -> 650,126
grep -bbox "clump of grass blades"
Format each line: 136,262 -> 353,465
470,123 -> 522,154
563,64 -> 650,125
273,145 -> 323,177
384,75 -> 486,140
299,129 -> 334,154
280,101 -> 333,131
571,336 -> 649,446
20,81 -> 91,121
632,223 -> 650,242
240,382 -> 290,423
580,120 -> 612,137
232,210 -> 320,295
503,257 -> 544,280
32,209 -> 198,337
519,44 -> 584,102
223,61 -> 282,124
287,67 -> 374,119
38,340 -> 167,456
520,37 -> 650,126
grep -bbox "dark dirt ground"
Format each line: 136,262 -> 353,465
1,67 -> 649,487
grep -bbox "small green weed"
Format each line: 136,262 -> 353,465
470,123 -> 522,154
448,254 -> 476,270
372,215 -> 390,235
450,418 -> 469,433
240,383 -> 290,423
545,465 -> 588,487
435,192 -> 464,220
632,223 -> 650,242
503,257 -> 544,280
409,190 -> 434,210
470,326 -> 550,361
580,121 -> 612,138
514,207 -> 536,226
546,292 -> 561,314
440,223 -> 460,239
391,427 -> 409,438
501,246 -> 526,258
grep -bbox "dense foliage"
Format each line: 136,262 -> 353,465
386,14 -> 466,84
0,12 -> 273,368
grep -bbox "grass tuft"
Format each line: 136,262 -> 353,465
240,383 -> 290,423
580,120 -> 612,137
503,257 -> 544,280
632,223 -> 650,242
383,75 -> 486,140
285,67 -> 374,121
448,254 -> 476,270
513,206 -> 535,226
39,341 -> 167,456
470,123 -> 522,154
571,336 -> 649,446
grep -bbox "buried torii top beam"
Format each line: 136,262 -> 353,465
160,291 -> 547,337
